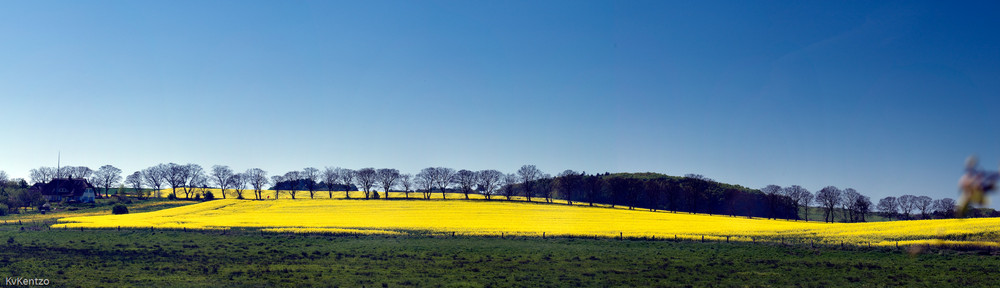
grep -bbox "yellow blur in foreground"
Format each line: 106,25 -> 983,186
53,198 -> 1000,247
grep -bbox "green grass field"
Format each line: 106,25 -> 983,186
1,229 -> 999,287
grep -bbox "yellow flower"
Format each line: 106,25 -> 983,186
52,197 -> 1000,247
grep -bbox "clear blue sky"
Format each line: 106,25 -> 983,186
1,1 -> 998,204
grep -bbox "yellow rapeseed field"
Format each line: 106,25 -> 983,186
53,198 -> 1000,247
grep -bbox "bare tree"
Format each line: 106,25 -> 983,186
557,170 -> 581,205
783,185 -> 809,220
142,164 -> 167,198
432,167 -> 455,199
355,168 -> 377,199
454,169 -> 477,200
191,172 -> 209,198
477,170 -> 502,200
125,171 -> 144,199
417,168 -> 435,199
300,167 -> 320,199
182,164 -> 206,199
92,165 -> 122,198
56,166 -> 69,179
799,190 -> 813,221
211,165 -> 234,199
915,195 -> 933,218
841,188 -> 861,222
876,196 -> 899,220
853,195 -> 872,222
55,166 -> 69,178
816,186 -> 841,223
323,167 -> 338,198
29,167 -> 57,184
761,185 -> 783,220
934,198 -> 956,216
399,173 -> 413,198
270,175 -> 284,200
164,163 -> 186,198
537,174 -> 554,203
501,173 -> 518,201
231,173 -> 248,199
62,166 -> 93,179
898,194 -> 917,219
337,168 -> 356,199
246,168 -> 268,200
517,165 -> 541,202
376,168 -> 400,199
283,171 -> 301,199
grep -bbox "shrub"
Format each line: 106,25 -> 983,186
203,191 -> 214,201
0,204 -> 7,216
112,204 -> 129,215
167,194 -> 177,200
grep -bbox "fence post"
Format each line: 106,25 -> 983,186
726,236 -> 730,243
542,232 -> 545,239
701,235 -> 704,243
620,232 -> 623,240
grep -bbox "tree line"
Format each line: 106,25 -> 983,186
875,195 -> 960,220
0,164 -> 991,221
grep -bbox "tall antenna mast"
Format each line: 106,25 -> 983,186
57,151 -> 61,179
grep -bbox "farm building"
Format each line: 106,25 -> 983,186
29,177 -> 96,203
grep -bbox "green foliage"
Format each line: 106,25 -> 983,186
203,191 -> 214,201
0,204 -> 6,216
167,194 -> 177,200
111,204 -> 128,215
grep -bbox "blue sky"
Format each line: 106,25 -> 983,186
1,0 -> 998,204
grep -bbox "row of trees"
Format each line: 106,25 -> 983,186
0,165 -> 982,221
876,195 -> 956,220
762,184 -> 962,222
12,164 -> 793,218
